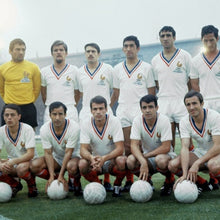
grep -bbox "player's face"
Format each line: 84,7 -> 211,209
184,96 -> 204,118
50,107 -> 66,127
202,33 -> 219,53
10,44 -> 26,62
123,41 -> 140,59
85,46 -> 100,64
159,31 -> 175,49
91,103 -> 107,122
52,45 -> 67,64
141,101 -> 158,120
3,108 -> 21,127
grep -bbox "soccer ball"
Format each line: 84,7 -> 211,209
83,182 -> 106,204
47,180 -> 68,200
130,180 -> 153,202
0,182 -> 12,202
174,180 -> 198,203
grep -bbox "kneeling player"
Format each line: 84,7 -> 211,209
30,102 -> 81,195
0,104 -> 38,197
169,91 -> 220,193
127,95 -> 176,196
79,96 -> 127,197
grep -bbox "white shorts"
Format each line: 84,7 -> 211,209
79,105 -> 113,123
192,148 -> 207,159
204,99 -> 220,113
116,104 -> 141,128
158,98 -> 187,123
44,104 -> 79,123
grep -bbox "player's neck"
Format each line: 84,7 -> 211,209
54,62 -> 66,71
144,117 -> 157,129
192,110 -> 205,124
87,61 -> 99,71
126,57 -> 139,66
94,118 -> 106,129
53,123 -> 66,136
163,46 -> 176,58
7,123 -> 19,137
204,49 -> 219,60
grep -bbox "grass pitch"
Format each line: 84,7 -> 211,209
0,139 -> 220,220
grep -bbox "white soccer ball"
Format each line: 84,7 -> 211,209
0,182 -> 12,202
174,180 -> 198,203
130,180 -> 153,202
47,180 -> 68,200
83,182 -> 106,204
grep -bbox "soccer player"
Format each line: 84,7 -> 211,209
30,102 -> 81,195
151,26 -> 192,148
79,96 -> 127,197
0,38 -> 41,129
111,35 -> 156,191
41,40 -> 80,123
127,94 -> 176,196
0,104 -> 38,197
190,25 -> 220,112
77,43 -> 114,191
169,91 -> 220,193
190,25 -> 220,188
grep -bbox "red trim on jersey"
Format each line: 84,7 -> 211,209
122,60 -> 142,78
160,49 -> 181,67
84,62 -> 103,79
5,123 -> 23,146
91,115 -> 109,140
189,109 -> 208,137
50,64 -> 70,80
202,51 -> 220,69
142,114 -> 158,138
50,119 -> 69,144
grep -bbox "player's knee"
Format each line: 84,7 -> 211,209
207,159 -> 220,174
67,160 -> 78,174
16,163 -> 29,176
115,156 -> 126,170
126,155 -> 136,170
155,155 -> 169,170
78,159 -> 89,174
30,158 -> 44,173
168,158 -> 178,173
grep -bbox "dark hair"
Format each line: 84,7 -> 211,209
184,90 -> 203,104
49,101 -> 67,114
9,38 -> 26,51
90,96 -> 107,109
3,104 -> 21,115
123,35 -> 140,48
201,25 -> 219,39
140,95 -> 158,107
159,26 -> 176,37
51,40 -> 68,54
84,43 -> 100,53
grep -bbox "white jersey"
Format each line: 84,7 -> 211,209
41,64 -> 79,106
130,113 -> 172,154
80,114 -> 124,156
113,60 -> 155,106
78,62 -> 113,107
40,119 -> 80,161
190,52 -> 220,101
0,123 -> 37,159
152,49 -> 192,99
180,109 -> 220,154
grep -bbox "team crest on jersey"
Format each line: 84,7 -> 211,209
63,76 -> 72,86
97,74 -> 106,86
134,73 -> 143,85
207,130 -> 212,142
173,61 -> 184,73
108,134 -> 113,140
20,141 -> 25,148
64,140 -> 67,145
20,71 -> 30,83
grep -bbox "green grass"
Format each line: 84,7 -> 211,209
0,138 -> 220,220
